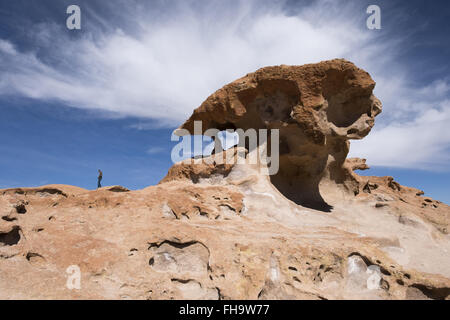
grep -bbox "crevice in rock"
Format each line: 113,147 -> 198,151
37,188 -> 68,197
148,240 -> 204,250
2,215 -> 17,222
216,287 -> 223,300
0,253 -> 17,259
26,252 -> 45,264
409,284 -> 450,300
171,278 -> 197,284
106,186 -> 130,192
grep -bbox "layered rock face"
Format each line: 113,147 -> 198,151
1,60 -> 449,300
178,59 -> 382,210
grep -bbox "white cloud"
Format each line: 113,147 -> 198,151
0,0 -> 374,123
0,0 -> 449,170
350,85 -> 450,170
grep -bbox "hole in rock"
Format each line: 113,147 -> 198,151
326,96 -> 372,128
322,69 -> 373,128
269,160 -> 333,212
0,226 -> 21,246
180,73 -> 377,212
15,204 -> 27,214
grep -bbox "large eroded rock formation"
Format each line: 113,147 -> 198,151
1,60 -> 449,300
177,59 -> 382,210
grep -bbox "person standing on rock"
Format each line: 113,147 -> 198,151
97,169 -> 103,189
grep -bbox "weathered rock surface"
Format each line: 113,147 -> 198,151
0,60 -> 449,300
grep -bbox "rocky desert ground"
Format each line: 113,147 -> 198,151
1,59 -> 449,300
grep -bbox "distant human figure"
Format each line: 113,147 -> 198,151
97,169 -> 103,189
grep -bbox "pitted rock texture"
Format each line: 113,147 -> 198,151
0,60 -> 449,300
0,181 -> 448,300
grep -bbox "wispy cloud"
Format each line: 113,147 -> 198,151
0,0 -> 376,122
0,0 -> 449,170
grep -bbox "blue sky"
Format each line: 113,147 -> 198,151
0,0 -> 449,203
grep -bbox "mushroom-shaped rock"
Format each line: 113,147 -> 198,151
176,59 -> 382,210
